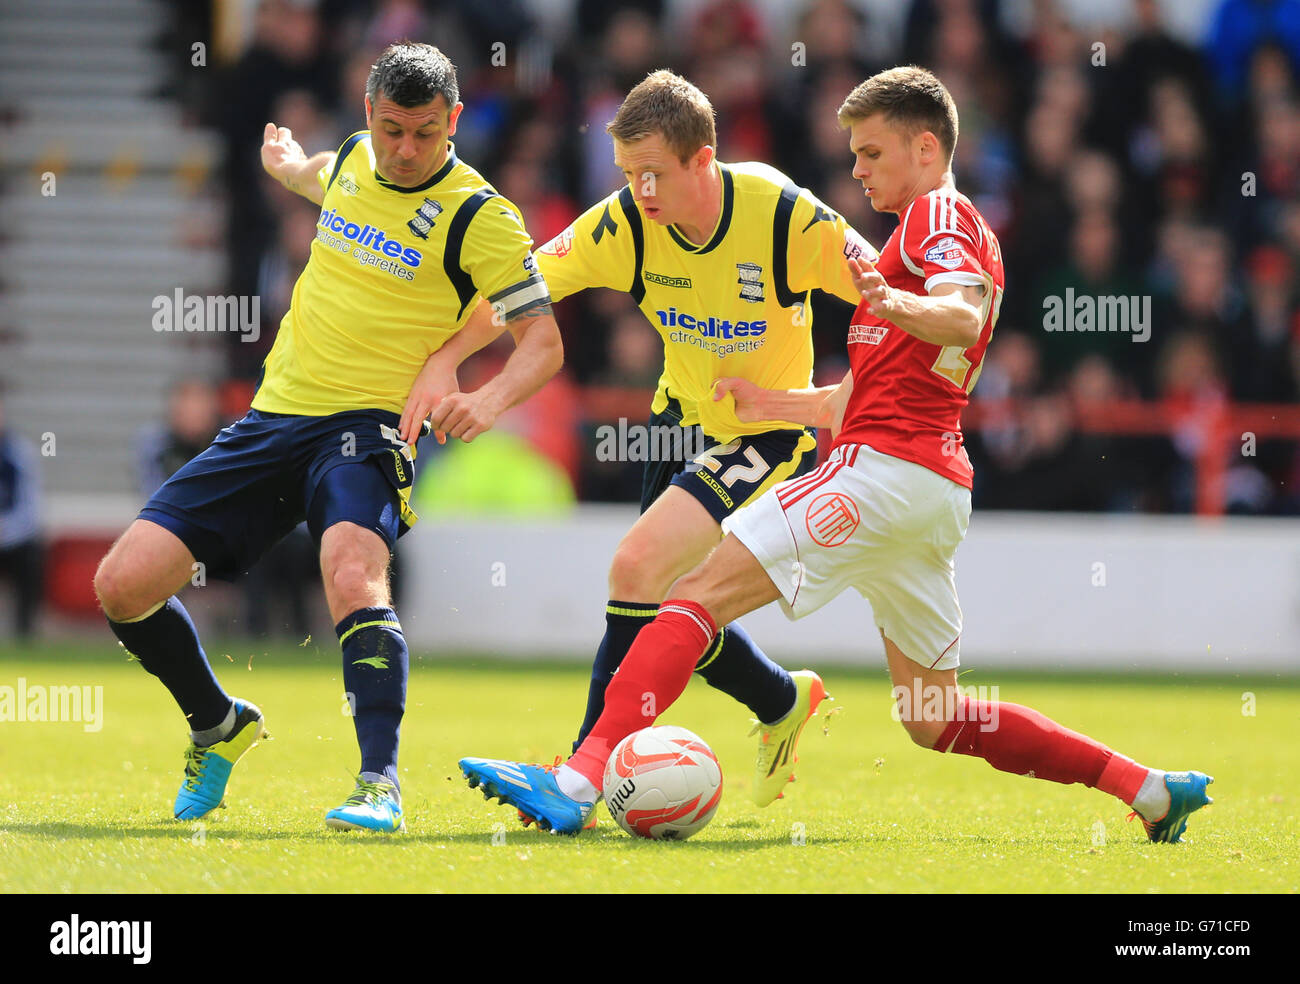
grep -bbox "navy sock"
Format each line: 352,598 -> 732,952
337,607 -> 408,788
107,596 -> 231,731
695,622 -> 796,724
573,601 -> 658,753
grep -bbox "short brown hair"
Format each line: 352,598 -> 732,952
607,70 -> 717,164
837,66 -> 958,162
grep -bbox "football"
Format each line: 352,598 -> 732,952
602,726 -> 723,840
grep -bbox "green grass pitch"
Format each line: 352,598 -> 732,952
0,643 -> 1295,893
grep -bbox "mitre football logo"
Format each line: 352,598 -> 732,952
407,198 -> 443,239
736,262 -> 764,303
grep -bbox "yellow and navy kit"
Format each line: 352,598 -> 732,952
253,134 -> 549,416
536,160 -> 876,442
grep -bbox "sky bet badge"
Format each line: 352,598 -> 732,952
737,262 -> 764,303
408,198 -> 444,239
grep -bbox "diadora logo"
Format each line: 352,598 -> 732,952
407,197 -> 443,239
645,270 -> 691,288
848,322 -> 887,345
317,207 -> 423,267
337,172 -> 360,195
656,308 -> 767,339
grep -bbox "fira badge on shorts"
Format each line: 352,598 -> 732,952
806,492 -> 860,547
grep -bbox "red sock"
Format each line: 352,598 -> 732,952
933,697 -> 1149,803
567,600 -> 717,786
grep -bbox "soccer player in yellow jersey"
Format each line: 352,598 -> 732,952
454,70 -> 877,816
93,43 -> 562,832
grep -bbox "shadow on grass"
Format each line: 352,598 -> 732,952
0,818 -> 863,850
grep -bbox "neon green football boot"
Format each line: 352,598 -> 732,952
750,670 -> 829,806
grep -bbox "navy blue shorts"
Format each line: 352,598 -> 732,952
139,408 -> 419,581
639,399 -> 818,523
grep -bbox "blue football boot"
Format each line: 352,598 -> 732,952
325,776 -> 405,833
459,757 -> 593,835
174,699 -> 266,820
1129,771 -> 1214,843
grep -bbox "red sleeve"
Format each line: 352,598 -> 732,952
899,192 -> 988,293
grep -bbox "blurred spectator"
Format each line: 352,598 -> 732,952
1032,209 -> 1153,387
214,0 -> 337,313
136,379 -> 223,498
1204,0 -> 1300,105
136,379 -> 320,637
1156,332 -> 1231,510
0,398 -> 43,640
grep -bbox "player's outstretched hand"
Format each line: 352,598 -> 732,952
261,122 -> 308,181
400,356 -> 460,445
848,256 -> 896,319
427,390 -> 504,444
713,377 -> 766,422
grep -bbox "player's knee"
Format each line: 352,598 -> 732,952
608,539 -> 664,600
93,553 -> 136,621
326,557 -> 387,610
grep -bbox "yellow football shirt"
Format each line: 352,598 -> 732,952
536,160 -> 876,441
253,134 -> 549,416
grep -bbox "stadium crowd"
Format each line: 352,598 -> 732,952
179,0 -> 1300,515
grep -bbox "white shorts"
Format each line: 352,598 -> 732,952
722,443 -> 972,670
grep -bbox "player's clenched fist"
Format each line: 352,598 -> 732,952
712,377 -> 766,422
848,256 -> 898,320
428,390 -> 504,444
261,122 -> 307,181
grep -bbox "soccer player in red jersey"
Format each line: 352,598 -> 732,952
459,66 -> 1213,841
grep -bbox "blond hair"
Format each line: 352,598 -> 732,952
608,70 -> 717,163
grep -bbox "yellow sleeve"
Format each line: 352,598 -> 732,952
784,189 -> 878,306
318,131 -> 366,195
458,196 -> 551,321
534,191 -> 636,303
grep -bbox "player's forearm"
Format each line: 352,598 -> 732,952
752,384 -> 842,429
883,289 -> 981,348
473,311 -> 564,414
422,299 -> 504,375
274,151 -> 333,204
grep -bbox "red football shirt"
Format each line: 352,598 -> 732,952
833,187 -> 1004,489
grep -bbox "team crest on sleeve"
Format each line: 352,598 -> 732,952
541,226 -> 574,257
407,198 -> 444,239
843,226 -> 873,261
924,236 -> 966,270
736,262 -> 764,303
